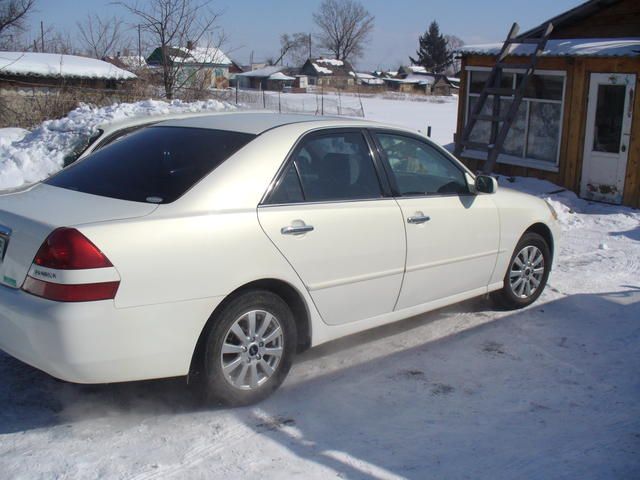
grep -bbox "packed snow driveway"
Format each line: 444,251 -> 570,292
0,180 -> 639,479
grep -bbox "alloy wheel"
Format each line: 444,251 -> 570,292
220,310 -> 284,390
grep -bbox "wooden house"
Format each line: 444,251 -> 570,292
147,44 -> 233,89
300,58 -> 356,88
455,0 -> 640,207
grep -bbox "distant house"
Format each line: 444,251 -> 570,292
455,0 -> 640,207
236,65 -> 296,91
0,51 -> 136,90
353,72 -> 385,88
300,58 -> 356,88
146,44 -> 233,89
103,54 -> 148,73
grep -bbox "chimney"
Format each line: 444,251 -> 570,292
187,40 -> 194,50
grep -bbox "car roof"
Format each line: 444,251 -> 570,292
156,111 -> 378,135
94,111 -> 221,134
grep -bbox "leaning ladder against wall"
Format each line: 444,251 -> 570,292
454,22 -> 554,173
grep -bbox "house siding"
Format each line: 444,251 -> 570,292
456,54 -> 640,208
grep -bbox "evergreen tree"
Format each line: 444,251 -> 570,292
410,21 -> 452,73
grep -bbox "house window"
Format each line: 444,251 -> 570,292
465,68 -> 566,170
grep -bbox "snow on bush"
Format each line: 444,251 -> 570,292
0,99 -> 237,190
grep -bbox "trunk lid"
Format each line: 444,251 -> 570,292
0,183 -> 157,289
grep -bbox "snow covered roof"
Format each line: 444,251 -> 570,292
457,38 -> 640,57
305,58 -> 355,76
312,63 -> 333,74
354,72 -> 384,85
316,58 -> 344,66
406,65 -> 427,74
236,65 -> 284,78
268,71 -> 295,81
169,46 -> 231,65
0,52 -> 136,80
117,55 -> 147,69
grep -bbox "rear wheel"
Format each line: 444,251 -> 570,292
491,232 -> 551,310
200,290 -> 296,406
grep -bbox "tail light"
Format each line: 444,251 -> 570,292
22,228 -> 119,302
33,227 -> 112,270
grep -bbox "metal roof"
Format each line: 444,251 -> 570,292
457,38 -> 640,57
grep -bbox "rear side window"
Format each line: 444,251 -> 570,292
47,127 -> 255,204
267,131 -> 382,204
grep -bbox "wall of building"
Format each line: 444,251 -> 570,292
456,55 -> 640,208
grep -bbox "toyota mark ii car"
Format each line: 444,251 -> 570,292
0,112 -> 559,405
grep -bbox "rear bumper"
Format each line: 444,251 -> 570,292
0,285 -> 222,383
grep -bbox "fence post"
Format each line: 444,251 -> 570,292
235,85 -> 238,104
263,89 -> 266,109
321,85 -> 324,115
279,90 -> 281,113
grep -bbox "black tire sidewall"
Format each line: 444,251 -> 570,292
500,232 -> 551,309
202,290 -> 296,406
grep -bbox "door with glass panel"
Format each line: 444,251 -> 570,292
580,73 -> 635,204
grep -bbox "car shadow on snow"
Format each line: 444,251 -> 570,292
0,297 -> 487,435
0,289 -> 639,478
232,289 -> 640,479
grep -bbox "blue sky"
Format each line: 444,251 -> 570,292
26,0 -> 584,69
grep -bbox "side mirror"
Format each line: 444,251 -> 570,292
475,175 -> 498,194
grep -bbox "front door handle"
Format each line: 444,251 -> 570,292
281,224 -> 314,235
407,213 -> 431,224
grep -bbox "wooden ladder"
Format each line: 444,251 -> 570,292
453,22 -> 554,173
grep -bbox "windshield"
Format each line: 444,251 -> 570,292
46,126 -> 256,204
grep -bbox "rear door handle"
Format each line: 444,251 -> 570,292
407,214 -> 431,224
281,224 -> 314,235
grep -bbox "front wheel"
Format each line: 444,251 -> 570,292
491,232 -> 551,310
200,290 -> 296,406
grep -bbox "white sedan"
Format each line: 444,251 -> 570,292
0,113 -> 559,405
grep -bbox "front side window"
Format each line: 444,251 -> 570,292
47,127 -> 255,204
376,133 -> 468,196
466,69 -> 566,167
267,131 -> 382,203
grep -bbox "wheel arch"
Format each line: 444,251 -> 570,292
188,278 -> 312,379
524,222 -> 554,260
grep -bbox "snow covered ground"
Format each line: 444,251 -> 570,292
0,95 -> 639,479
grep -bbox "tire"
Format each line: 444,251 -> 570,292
491,232 -> 551,310
199,290 -> 296,406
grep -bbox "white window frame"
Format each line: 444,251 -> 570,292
464,66 -> 567,172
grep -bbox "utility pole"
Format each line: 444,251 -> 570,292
40,21 -> 45,52
308,33 -> 312,59
138,24 -> 142,65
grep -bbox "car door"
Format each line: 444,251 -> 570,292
258,129 -> 406,326
372,130 -> 500,310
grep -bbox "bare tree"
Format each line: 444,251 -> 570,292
117,0 -> 224,99
277,32 -> 311,66
77,14 -> 124,59
312,0 -> 374,61
445,34 -> 464,75
0,0 -> 36,47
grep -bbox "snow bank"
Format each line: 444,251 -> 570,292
0,52 -> 136,80
0,99 -> 237,190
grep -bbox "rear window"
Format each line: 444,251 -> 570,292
46,126 -> 255,204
